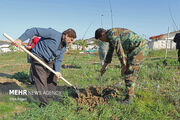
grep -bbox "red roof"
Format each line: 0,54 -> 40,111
149,34 -> 164,39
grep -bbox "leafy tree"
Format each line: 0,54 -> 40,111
74,39 -> 88,50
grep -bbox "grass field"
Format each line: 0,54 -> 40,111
0,50 -> 179,120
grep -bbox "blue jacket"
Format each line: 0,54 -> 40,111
19,27 -> 66,72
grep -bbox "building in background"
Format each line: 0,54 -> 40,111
0,40 -> 11,53
149,30 -> 180,50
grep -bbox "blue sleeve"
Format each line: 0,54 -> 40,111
54,47 -> 66,72
19,27 -> 60,42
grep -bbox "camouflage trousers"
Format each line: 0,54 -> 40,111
122,44 -> 149,100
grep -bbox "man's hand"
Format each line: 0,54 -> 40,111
55,72 -> 62,78
121,64 -> 127,75
100,63 -> 108,76
11,39 -> 22,48
25,46 -> 32,51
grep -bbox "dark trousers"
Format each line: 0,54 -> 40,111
29,65 -> 34,84
178,49 -> 180,62
31,58 -> 57,105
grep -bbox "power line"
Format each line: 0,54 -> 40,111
169,7 -> 178,31
82,23 -> 93,40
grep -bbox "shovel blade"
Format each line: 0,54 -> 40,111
71,86 -> 79,98
163,60 -> 167,66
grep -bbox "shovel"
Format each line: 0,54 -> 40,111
3,33 -> 79,96
99,73 -> 103,96
99,66 -> 107,96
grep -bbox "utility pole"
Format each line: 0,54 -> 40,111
108,0 -> 113,28
163,27 -> 170,66
165,27 -> 170,58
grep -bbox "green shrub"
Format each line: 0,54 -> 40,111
11,71 -> 29,83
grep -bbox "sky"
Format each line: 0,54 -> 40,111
0,0 -> 180,41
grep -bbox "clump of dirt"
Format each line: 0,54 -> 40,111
75,86 -> 121,112
61,64 -> 81,69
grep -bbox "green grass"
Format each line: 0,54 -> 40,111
0,95 -> 28,119
0,50 -> 179,120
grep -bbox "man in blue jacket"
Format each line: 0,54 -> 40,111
12,27 -> 76,107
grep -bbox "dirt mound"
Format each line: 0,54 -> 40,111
0,78 -> 22,86
0,81 -> 22,95
75,86 -> 122,112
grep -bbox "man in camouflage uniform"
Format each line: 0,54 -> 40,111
95,28 -> 149,103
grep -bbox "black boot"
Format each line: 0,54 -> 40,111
39,103 -> 47,108
123,95 -> 133,104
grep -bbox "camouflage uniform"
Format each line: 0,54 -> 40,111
104,28 -> 149,100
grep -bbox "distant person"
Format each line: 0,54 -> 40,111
95,28 -> 149,104
98,41 -> 109,66
173,33 -> 180,63
25,36 -> 40,84
12,27 -> 76,107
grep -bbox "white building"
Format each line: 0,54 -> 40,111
0,40 -> 11,53
149,30 -> 180,50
